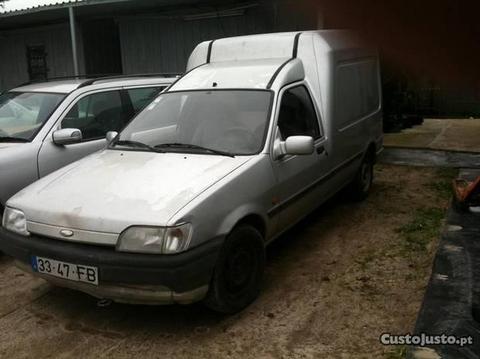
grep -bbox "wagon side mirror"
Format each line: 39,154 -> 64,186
52,128 -> 82,146
285,136 -> 314,155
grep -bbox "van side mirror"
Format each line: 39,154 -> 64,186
274,135 -> 314,159
285,136 -> 315,155
106,131 -> 118,143
52,128 -> 82,145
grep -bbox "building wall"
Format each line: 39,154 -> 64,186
0,23 -> 85,91
118,2 -> 320,75
0,1 -> 319,89
118,6 -> 275,74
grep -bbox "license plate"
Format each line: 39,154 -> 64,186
31,256 -> 98,285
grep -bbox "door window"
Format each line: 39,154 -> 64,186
62,91 -> 127,141
127,87 -> 165,113
277,85 -> 321,140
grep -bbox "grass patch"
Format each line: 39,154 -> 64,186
426,167 -> 458,200
397,207 -> 445,256
385,346 -> 407,359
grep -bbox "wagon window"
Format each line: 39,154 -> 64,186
62,90 -> 127,141
128,87 -> 165,113
277,85 -> 321,140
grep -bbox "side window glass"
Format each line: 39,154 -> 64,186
277,85 -> 321,140
62,91 -> 124,141
128,87 -> 164,113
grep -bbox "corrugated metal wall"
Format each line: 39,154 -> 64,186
0,1 -> 318,89
0,23 -> 85,90
118,6 -> 274,74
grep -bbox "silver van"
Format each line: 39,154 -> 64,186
0,31 -> 382,313
0,75 -> 176,214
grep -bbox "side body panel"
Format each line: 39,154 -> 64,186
311,32 -> 382,188
0,143 -> 41,207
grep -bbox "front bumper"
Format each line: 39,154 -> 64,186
0,227 -> 223,305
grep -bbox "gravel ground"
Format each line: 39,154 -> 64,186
0,164 -> 453,359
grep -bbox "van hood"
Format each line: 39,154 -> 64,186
9,149 -> 251,234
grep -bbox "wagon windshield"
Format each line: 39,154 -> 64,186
0,92 -> 65,142
116,90 -> 273,155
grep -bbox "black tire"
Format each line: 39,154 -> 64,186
204,225 -> 265,314
349,151 -> 374,201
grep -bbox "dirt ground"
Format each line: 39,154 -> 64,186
0,164 -> 454,359
384,118 -> 480,153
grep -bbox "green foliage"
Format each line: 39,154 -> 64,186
397,207 -> 445,255
426,167 -> 457,201
385,346 -> 407,359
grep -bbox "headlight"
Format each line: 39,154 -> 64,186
2,207 -> 30,236
117,223 -> 192,254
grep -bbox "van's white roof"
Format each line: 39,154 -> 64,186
172,59 -> 287,91
174,30 -> 373,91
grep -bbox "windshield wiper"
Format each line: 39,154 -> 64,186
110,139 -> 165,153
0,136 -> 29,142
154,143 -> 235,157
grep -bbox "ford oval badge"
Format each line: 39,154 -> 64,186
60,229 -> 74,238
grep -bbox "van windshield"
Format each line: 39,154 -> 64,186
0,92 -> 65,142
115,90 -> 273,156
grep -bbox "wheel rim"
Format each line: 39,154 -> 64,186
224,242 -> 257,296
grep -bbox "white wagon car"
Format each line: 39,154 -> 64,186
0,31 -> 382,313
0,75 -> 176,214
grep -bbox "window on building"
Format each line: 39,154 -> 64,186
277,85 -> 321,140
62,90 -> 127,141
26,45 -> 48,82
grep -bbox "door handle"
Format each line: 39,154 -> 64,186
316,146 -> 326,155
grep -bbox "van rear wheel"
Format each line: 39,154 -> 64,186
204,225 -> 265,314
349,152 -> 374,201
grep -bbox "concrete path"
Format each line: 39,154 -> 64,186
384,119 -> 480,153
380,147 -> 480,168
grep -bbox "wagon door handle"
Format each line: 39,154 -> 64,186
316,146 -> 327,155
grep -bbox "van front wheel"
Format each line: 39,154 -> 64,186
349,152 -> 374,201
204,225 -> 265,314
